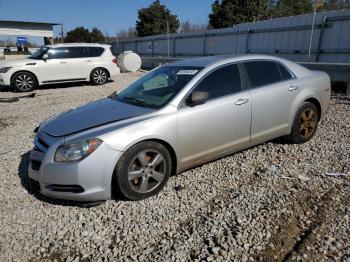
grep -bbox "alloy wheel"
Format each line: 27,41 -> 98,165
15,74 -> 34,91
128,150 -> 166,193
93,70 -> 107,84
299,108 -> 317,139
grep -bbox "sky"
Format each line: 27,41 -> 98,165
0,0 -> 213,45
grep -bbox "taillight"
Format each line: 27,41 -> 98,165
112,58 -> 117,64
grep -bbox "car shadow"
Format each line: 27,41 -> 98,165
18,151 -> 105,208
0,79 -> 114,93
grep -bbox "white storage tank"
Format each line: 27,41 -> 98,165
117,51 -> 142,72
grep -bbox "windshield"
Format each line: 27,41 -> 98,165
111,66 -> 202,109
29,47 -> 49,59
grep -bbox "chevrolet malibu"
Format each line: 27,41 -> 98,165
29,55 -> 331,201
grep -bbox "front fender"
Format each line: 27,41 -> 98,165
99,112 -> 180,157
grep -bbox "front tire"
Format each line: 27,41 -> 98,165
287,102 -> 319,143
11,72 -> 37,92
90,68 -> 108,85
113,141 -> 172,200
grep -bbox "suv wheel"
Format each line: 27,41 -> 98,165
11,72 -> 37,92
287,102 -> 319,143
113,141 -> 172,200
90,68 -> 108,85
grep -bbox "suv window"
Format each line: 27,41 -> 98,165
192,64 -> 242,101
67,47 -> 88,58
87,47 -> 104,57
244,61 -> 283,88
278,63 -> 294,80
47,48 -> 68,59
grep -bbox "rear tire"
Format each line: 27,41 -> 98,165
113,141 -> 172,200
286,102 -> 319,144
90,68 -> 108,85
11,72 -> 37,92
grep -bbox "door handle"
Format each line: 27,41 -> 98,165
60,61 -> 67,64
235,98 -> 249,105
85,60 -> 92,62
288,85 -> 298,91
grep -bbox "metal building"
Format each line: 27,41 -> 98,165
0,20 -> 60,44
112,9 -> 350,85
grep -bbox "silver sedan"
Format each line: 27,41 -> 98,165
28,55 -> 331,201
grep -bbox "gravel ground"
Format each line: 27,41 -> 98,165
0,74 -> 349,262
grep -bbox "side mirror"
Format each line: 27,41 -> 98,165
42,53 -> 48,61
186,91 -> 209,107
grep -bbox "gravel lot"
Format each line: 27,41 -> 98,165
0,73 -> 349,262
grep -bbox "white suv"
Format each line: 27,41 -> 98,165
0,43 -> 120,92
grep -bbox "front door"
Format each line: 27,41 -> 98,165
36,47 -> 70,83
177,64 -> 251,166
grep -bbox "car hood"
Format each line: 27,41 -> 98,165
40,98 -> 155,137
0,58 -> 37,67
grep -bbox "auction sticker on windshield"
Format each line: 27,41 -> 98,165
176,70 -> 199,75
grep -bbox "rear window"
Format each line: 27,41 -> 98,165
278,63 -> 294,80
244,61 -> 283,88
67,47 -> 87,58
87,47 -> 104,57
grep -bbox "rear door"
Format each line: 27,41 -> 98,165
36,48 -> 70,82
66,47 -> 91,80
177,64 -> 251,166
242,60 -> 298,142
66,47 -> 105,80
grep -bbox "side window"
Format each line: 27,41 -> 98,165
192,64 -> 242,101
47,48 -> 68,59
278,63 -> 294,80
244,61 -> 283,88
87,47 -> 104,57
67,47 -> 87,58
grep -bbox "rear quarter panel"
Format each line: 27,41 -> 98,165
288,70 -> 331,130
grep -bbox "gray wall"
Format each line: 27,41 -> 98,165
112,9 -> 350,64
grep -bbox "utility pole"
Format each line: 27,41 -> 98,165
61,24 -> 64,43
308,5 -> 316,60
177,10 -> 181,33
308,0 -> 324,60
167,20 -> 170,57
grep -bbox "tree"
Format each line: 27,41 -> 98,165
64,26 -> 105,43
274,0 -> 313,17
90,27 -> 105,43
209,0 -> 272,29
136,0 -> 179,37
117,27 -> 137,39
65,27 -> 91,43
321,0 -> 350,10
181,21 -> 208,33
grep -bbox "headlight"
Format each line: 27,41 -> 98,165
54,138 -> 102,162
0,67 -> 12,73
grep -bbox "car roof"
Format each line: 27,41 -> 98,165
168,54 -> 290,68
46,43 -> 110,48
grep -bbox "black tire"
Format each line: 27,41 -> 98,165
90,68 -> 108,85
113,141 -> 172,200
11,71 -> 37,92
286,102 -> 319,144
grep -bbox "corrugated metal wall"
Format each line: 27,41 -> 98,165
112,9 -> 350,64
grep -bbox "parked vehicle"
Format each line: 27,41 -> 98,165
0,43 -> 120,92
29,55 -> 330,201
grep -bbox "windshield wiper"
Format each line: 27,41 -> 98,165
108,91 -> 118,98
122,96 -> 148,107
122,96 -> 158,109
